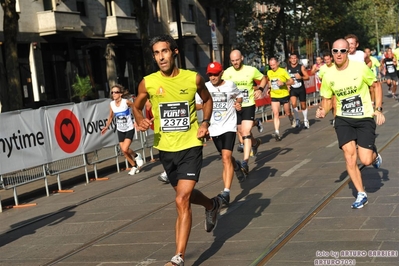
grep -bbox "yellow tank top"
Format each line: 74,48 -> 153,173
144,69 -> 203,151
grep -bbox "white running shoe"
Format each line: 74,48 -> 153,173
303,120 -> 309,129
135,153 -> 144,167
128,167 -> 139,175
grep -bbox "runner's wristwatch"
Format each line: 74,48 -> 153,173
375,107 -> 382,112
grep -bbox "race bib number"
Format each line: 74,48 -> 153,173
271,79 -> 280,90
159,101 -> 190,132
387,65 -> 395,73
341,95 -> 364,116
290,74 -> 301,88
116,115 -> 129,131
212,92 -> 228,111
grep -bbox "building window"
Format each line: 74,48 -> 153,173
130,0 -> 136,17
216,8 -> 221,26
194,44 -> 200,67
152,0 -> 161,22
188,5 -> 194,22
170,0 -> 176,22
76,0 -> 87,16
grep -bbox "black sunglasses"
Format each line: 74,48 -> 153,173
111,91 -> 121,94
332,48 -> 348,54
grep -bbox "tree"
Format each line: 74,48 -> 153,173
1,0 -> 22,112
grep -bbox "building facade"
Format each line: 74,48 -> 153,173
0,0 -> 236,110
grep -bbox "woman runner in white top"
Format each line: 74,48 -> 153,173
101,84 -> 144,175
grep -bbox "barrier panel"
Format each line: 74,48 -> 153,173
0,165 -> 48,206
46,155 -> 88,192
85,145 -> 121,180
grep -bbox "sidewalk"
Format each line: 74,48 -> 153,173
0,94 -> 397,266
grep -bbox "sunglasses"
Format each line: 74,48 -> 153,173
332,48 -> 348,54
111,91 -> 121,94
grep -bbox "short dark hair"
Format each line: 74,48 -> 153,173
149,35 -> 178,52
322,49 -> 332,57
344,34 -> 359,44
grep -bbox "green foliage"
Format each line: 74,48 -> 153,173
71,74 -> 93,99
234,0 -> 399,63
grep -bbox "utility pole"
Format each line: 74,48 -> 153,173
375,6 -> 380,54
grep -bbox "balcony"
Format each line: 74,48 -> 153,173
37,11 -> 82,36
169,21 -> 197,38
104,16 -> 137,37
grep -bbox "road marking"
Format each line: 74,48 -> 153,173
393,103 -> 399,108
281,159 -> 311,177
327,140 -> 338,148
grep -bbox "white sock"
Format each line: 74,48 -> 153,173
223,188 -> 230,193
302,108 -> 308,121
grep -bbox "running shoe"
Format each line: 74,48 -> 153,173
234,161 -> 246,183
392,93 -> 397,99
135,153 -> 144,167
240,160 -> 249,175
351,193 -> 368,209
204,196 -> 222,232
303,120 -> 310,129
255,118 -> 264,133
372,153 -> 382,169
237,143 -> 244,153
250,138 -> 261,157
272,131 -> 282,141
164,253 -> 184,266
296,119 -> 301,128
290,117 -> 296,128
128,166 -> 139,175
158,171 -> 170,183
218,191 -> 230,205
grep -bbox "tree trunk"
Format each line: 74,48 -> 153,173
1,0 -> 22,111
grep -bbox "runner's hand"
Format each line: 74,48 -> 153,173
136,118 -> 154,131
374,111 -> 385,126
316,106 -> 325,118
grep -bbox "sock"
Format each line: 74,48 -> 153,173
275,130 -> 279,134
358,192 -> 367,197
293,107 -> 299,120
223,188 -> 230,193
302,108 -> 308,121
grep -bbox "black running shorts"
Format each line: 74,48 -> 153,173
236,105 -> 256,125
117,129 -> 135,143
212,131 -> 236,154
159,146 -> 203,187
334,116 -> 376,150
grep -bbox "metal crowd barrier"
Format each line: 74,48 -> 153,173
46,155 -> 89,192
0,165 -> 48,206
85,145 -> 121,179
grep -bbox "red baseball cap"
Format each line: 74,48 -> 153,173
206,62 -> 223,75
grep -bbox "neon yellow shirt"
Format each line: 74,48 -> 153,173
319,63 -> 335,80
266,67 -> 291,98
144,69 -> 203,151
369,56 -> 380,77
222,65 -> 264,107
393,48 -> 399,70
320,60 -> 376,118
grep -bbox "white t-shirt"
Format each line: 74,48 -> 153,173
205,80 -> 243,137
348,50 -> 365,63
110,98 -> 134,132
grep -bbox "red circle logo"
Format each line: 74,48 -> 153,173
54,109 -> 81,153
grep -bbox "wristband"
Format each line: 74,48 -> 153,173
258,87 -> 264,92
375,107 -> 382,112
202,119 -> 211,126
